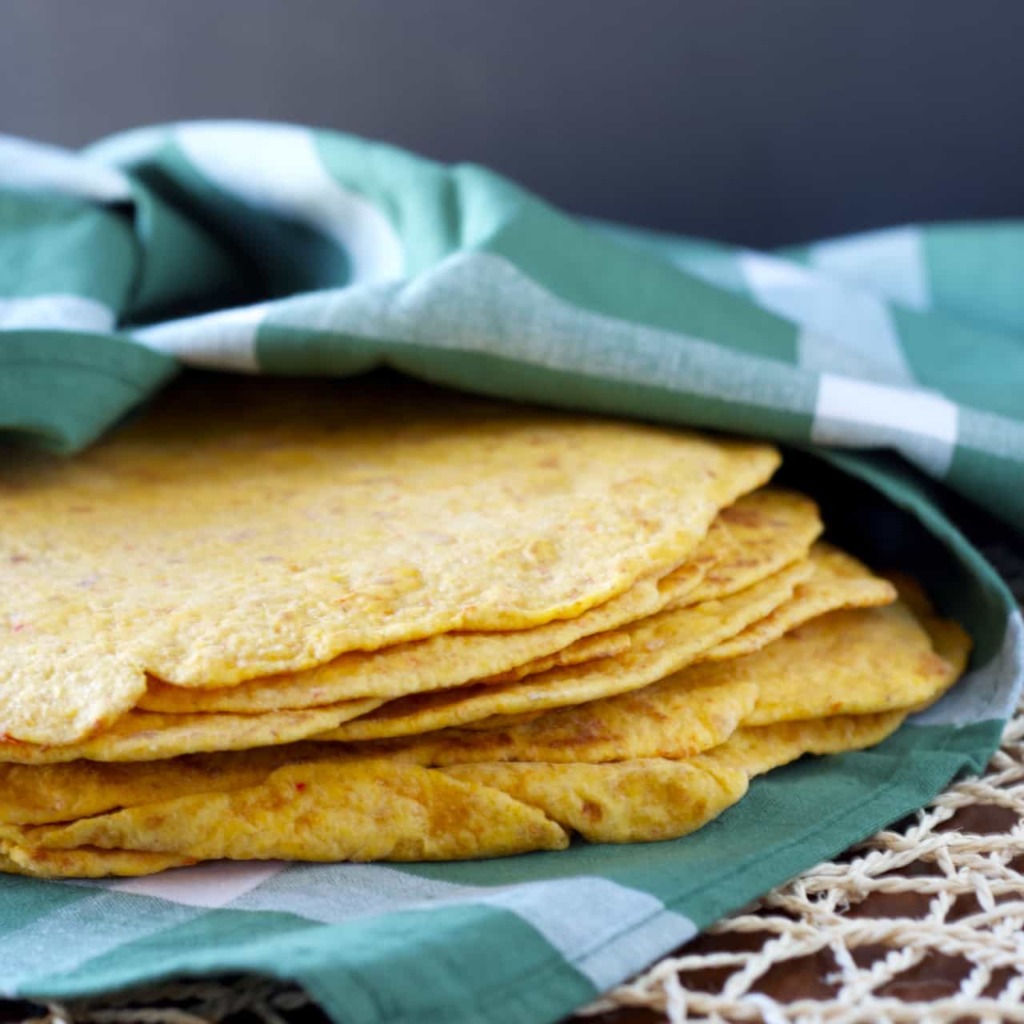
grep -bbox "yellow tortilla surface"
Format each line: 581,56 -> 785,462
0,702 -> 933,876
1,375 -> 779,745
0,705 -> 909,876
138,588 -> 656,715
701,542 -> 896,661
445,711 -> 909,845
0,700 -> 381,765
673,488 -> 822,605
885,573 -> 973,678
138,487 -> 815,716
320,559 -> 812,742
360,674 -> 758,766
709,712 -> 909,778
0,747 -> 327,825
25,761 -> 570,862
741,600 -> 966,726
444,758 -> 750,844
378,547 -> 900,769
0,834 -> 192,878
477,631 -> 632,685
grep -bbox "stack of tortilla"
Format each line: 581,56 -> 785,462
0,375 -> 970,878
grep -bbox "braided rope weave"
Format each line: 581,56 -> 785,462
579,696 -> 1024,1023
580,541 -> 1024,1024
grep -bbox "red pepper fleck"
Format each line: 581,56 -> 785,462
295,782 -> 307,792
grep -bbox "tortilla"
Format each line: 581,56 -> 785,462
445,758 -> 750,844
740,600 -> 967,726
138,589 -> 657,715
0,836 -> 192,879
708,712 -> 910,778
378,548 -> 900,768
1,375 -> 780,745
359,674 -> 758,766
319,559 -> 812,742
885,573 -> 973,678
444,711 -> 910,845
0,706 -> 935,875
700,542 -> 896,662
15,555 -> 808,763
24,761 -> 570,862
137,487 -> 816,717
0,747 -> 328,825
477,631 -> 632,685
672,488 -> 822,605
0,700 -> 381,765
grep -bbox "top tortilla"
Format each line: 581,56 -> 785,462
138,487 -> 820,714
0,374 -> 778,745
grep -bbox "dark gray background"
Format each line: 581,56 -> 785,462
3,0 -> 1022,247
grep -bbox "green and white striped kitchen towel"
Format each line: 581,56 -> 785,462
1,122 -> 1021,1024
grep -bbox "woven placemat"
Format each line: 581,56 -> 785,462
577,532 -> 1024,1024
579,695 -> 1024,1023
